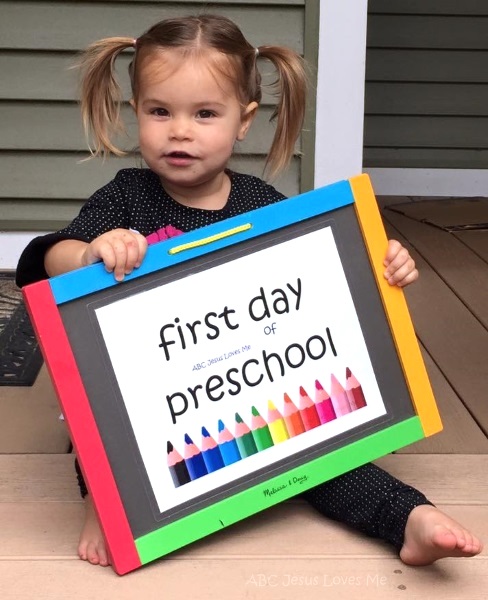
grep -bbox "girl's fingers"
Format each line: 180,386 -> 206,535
109,238 -> 129,281
383,239 -> 402,266
388,265 -> 419,287
383,239 -> 418,288
384,247 -> 410,278
134,234 -> 148,268
86,230 -> 147,281
107,232 -> 147,280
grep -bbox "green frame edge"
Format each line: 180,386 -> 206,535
135,416 -> 424,564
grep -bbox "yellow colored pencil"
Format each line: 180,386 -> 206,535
267,400 -> 289,444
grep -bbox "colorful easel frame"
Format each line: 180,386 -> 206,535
22,174 -> 441,575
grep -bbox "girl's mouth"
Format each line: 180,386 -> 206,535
167,151 -> 193,158
165,151 -> 196,166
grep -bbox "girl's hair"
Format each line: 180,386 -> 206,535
78,14 -> 307,178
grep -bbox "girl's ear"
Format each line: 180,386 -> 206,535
237,101 -> 259,141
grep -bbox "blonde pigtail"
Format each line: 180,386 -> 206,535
77,37 -> 135,158
256,46 -> 308,179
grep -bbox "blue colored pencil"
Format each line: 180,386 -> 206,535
217,419 -> 241,465
201,426 -> 224,472
183,433 -> 208,480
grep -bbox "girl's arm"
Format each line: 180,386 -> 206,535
383,239 -> 419,288
45,229 -> 148,281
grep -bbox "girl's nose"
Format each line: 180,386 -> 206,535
169,116 -> 193,140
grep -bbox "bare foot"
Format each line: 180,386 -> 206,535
78,494 -> 110,567
400,505 -> 483,566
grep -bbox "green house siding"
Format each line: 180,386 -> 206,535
0,0 -> 317,231
364,0 -> 488,169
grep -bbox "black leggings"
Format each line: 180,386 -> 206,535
74,458 -> 431,550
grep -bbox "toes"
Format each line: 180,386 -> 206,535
78,542 -> 88,561
97,545 -> 110,567
86,541 -> 101,565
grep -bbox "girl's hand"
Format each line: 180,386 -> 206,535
81,228 -> 148,281
383,239 -> 419,288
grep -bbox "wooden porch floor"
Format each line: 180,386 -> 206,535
1,197 -> 487,599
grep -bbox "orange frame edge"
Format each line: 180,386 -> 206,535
349,174 -> 442,437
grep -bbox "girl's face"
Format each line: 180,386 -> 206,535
132,49 -> 257,207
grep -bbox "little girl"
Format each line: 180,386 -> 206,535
16,14 -> 482,568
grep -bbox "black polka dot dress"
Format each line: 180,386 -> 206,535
16,168 -> 432,551
16,169 -> 286,286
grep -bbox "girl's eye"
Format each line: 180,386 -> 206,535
151,108 -> 169,117
197,110 -> 215,119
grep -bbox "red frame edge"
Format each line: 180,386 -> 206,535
23,280 -> 141,575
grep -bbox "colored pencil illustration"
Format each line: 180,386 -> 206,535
282,393 -> 305,437
201,426 -> 225,472
183,433 -> 208,480
314,379 -> 336,424
234,413 -> 258,458
217,419 -> 242,465
298,386 -> 321,430
250,406 -> 274,451
267,400 -> 289,444
330,374 -> 352,416
167,440 -> 191,487
345,367 -> 367,410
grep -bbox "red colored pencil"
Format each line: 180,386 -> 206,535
282,393 -> 305,437
330,374 -> 351,416
314,379 -> 336,423
298,386 -> 321,431
345,367 -> 367,410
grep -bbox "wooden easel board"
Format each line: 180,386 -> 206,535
23,174 -> 441,574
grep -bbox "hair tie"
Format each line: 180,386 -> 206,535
255,47 -> 259,58
133,38 -> 138,48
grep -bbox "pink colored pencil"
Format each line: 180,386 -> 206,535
345,367 -> 367,410
298,386 -> 321,430
314,379 -> 336,423
330,374 -> 351,416
282,393 -> 305,437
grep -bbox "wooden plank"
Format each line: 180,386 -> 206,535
0,502 -> 83,557
384,210 -> 488,328
0,103 -> 288,154
364,147 -> 488,169
0,365 -> 71,454
454,231 -> 488,263
0,52 -> 281,103
383,218 -> 488,435
386,198 -> 488,228
0,455 -> 80,502
1,454 -> 487,504
0,51 -> 79,101
364,116 -> 488,149
368,15 -> 488,50
376,455 -> 488,504
0,199 -> 84,226
370,0 -> 488,15
0,2 -> 303,52
1,501 -> 486,560
0,153 -> 300,201
366,49 -> 488,83
397,348 -> 488,454
365,82 -> 488,116
0,556 -> 486,599
95,0 -> 304,3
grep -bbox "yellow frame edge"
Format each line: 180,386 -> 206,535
349,174 -> 442,437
